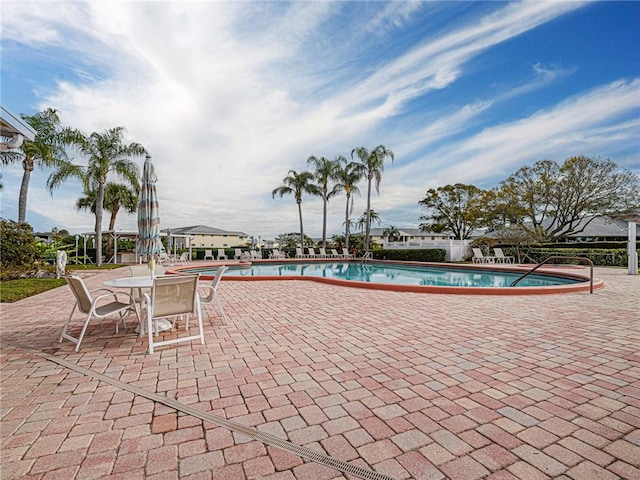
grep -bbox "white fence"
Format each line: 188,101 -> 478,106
382,239 -> 472,262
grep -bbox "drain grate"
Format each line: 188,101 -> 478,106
256,431 -> 396,480
4,341 -> 397,480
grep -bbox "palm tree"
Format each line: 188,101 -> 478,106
331,156 -> 362,251
77,182 -> 139,257
383,225 -> 401,242
307,155 -> 337,249
48,127 -> 145,266
357,209 -> 381,233
351,145 -> 395,252
0,108 -> 82,223
272,170 -> 321,248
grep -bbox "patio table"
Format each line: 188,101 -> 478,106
103,276 -> 172,334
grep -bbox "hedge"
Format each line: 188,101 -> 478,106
372,249 -> 446,262
501,247 -> 637,268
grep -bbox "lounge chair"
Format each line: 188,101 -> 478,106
204,250 -> 214,261
318,248 -> 330,258
60,276 -> 140,352
250,250 -> 261,260
198,266 -> 228,324
493,247 -> 515,264
295,248 -> 307,258
330,248 -> 342,258
341,248 -> 354,259
472,248 -> 494,263
233,249 -> 243,260
144,274 -> 204,354
173,252 -> 190,265
269,249 -> 285,259
307,247 -> 318,258
158,252 -> 172,265
217,249 -> 228,260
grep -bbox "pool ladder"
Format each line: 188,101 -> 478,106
510,255 -> 594,293
362,251 -> 373,261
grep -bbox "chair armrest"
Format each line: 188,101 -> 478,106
90,287 -> 117,295
93,290 -> 135,305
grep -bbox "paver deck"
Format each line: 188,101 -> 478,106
1,265 -> 638,479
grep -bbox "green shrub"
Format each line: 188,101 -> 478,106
501,247 -> 637,267
0,219 -> 39,276
372,249 -> 446,262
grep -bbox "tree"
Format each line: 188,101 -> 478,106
357,209 -> 381,233
48,127 -> 145,266
351,145 -> 394,252
331,156 -> 362,251
497,156 -> 640,241
76,182 -> 139,257
0,219 -> 38,278
307,155 -> 337,249
272,170 -> 321,248
0,108 -> 82,223
418,183 -> 487,240
275,232 -> 315,249
383,225 -> 400,242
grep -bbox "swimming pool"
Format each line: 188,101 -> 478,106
173,260 -> 600,295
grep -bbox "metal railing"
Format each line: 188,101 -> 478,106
362,251 -> 373,261
510,255 -> 594,293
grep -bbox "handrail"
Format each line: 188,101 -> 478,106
362,251 -> 373,261
510,256 -> 594,293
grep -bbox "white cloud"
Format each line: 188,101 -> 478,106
3,0 -> 636,241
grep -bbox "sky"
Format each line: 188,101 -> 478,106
1,0 -> 639,241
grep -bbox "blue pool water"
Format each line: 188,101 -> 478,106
180,261 -> 581,288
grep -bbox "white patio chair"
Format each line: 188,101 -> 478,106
233,249 -> 243,260
60,275 -> 140,352
295,248 -> 307,258
318,248 -> 330,258
198,266 -> 228,324
472,248 -> 494,263
493,248 -> 515,264
128,264 -> 165,328
143,274 -> 204,354
176,252 -> 190,265
330,248 -> 342,258
341,248 -> 354,259
204,250 -> 215,261
307,247 -> 318,258
217,249 -> 228,260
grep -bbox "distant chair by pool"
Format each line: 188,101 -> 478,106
493,247 -> 515,264
217,249 -> 228,260
472,248 -> 494,263
341,248 -> 354,259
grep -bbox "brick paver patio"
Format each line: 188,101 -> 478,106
1,265 -> 638,479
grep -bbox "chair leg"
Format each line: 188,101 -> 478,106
59,305 -> 78,343
147,309 -> 155,354
73,312 -> 94,352
214,293 -> 227,324
195,300 -> 205,346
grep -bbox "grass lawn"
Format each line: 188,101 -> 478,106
0,264 -> 124,303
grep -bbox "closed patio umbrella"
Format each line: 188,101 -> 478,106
137,155 -> 162,261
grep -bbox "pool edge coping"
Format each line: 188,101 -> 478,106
168,259 -> 602,295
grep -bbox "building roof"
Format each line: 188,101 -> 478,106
369,227 -> 453,237
163,225 -> 249,237
1,105 -> 36,150
481,215 -> 637,239
559,216 -> 635,238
